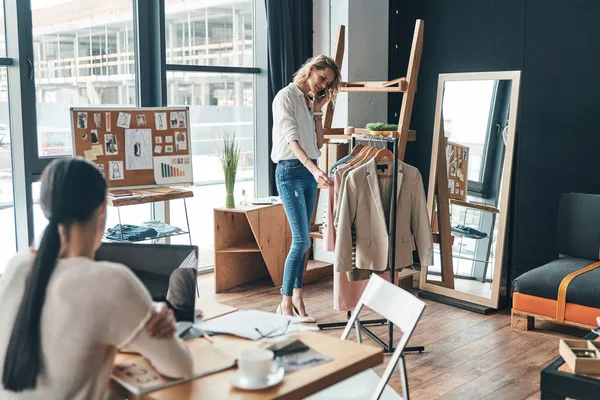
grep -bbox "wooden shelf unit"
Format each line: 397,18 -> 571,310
214,205 -> 291,293
214,205 -> 332,292
324,130 -> 416,142
216,241 -> 261,253
310,231 -> 324,239
450,199 -> 500,214
340,79 -> 408,92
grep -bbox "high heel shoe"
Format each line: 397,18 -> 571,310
292,305 -> 316,323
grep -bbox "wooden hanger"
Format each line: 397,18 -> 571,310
347,146 -> 373,167
374,148 -> 393,163
350,144 -> 365,156
353,146 -> 378,167
374,148 -> 394,178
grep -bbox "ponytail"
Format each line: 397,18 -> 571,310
2,221 -> 61,391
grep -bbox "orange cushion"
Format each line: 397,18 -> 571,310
513,292 -> 599,327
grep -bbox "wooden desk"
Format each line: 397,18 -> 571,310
105,187 -> 194,244
107,187 -> 194,207
114,331 -> 382,400
112,299 -> 382,399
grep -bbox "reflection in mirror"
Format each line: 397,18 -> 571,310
420,71 -> 520,309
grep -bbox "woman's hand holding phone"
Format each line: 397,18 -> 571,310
313,89 -> 329,111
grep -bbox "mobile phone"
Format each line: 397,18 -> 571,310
268,338 -> 309,357
316,89 -> 326,99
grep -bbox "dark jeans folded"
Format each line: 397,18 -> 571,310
106,224 -> 158,241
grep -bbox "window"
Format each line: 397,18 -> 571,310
164,1 -> 260,269
165,3 -> 253,67
32,0 -> 136,157
0,67 -> 14,273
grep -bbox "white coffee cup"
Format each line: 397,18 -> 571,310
237,349 -> 274,383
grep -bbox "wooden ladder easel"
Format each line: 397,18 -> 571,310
306,20 -> 426,312
308,19 -> 424,252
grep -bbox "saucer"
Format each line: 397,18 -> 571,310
230,366 -> 285,391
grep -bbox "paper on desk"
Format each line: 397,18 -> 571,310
195,310 -> 318,341
112,340 -> 235,395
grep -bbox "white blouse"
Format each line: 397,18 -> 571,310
271,82 -> 321,163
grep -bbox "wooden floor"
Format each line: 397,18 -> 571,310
197,273 -> 588,400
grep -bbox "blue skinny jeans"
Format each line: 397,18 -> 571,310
276,159 -> 317,296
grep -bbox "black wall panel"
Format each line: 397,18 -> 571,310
389,0 -> 600,289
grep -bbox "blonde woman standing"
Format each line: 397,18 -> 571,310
271,55 -> 341,321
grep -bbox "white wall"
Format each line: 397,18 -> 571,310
313,0 -> 389,129
312,0 -> 389,263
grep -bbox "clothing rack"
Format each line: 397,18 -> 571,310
318,134 -> 425,354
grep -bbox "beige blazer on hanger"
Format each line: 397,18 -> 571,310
334,158 -> 433,273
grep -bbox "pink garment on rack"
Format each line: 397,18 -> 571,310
323,163 -> 353,252
334,270 -> 401,311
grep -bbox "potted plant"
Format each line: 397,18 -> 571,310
365,122 -> 399,137
217,132 -> 240,208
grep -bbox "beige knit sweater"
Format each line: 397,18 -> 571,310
0,250 -> 193,400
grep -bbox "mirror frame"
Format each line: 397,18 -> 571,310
419,70 -> 521,309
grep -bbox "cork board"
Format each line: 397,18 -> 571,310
71,107 -> 193,188
447,141 -> 469,201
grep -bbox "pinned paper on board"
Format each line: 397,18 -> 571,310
109,161 -> 124,180
105,134 -> 118,155
136,114 -> 147,127
175,131 -> 187,151
91,144 -> 104,157
170,112 -> 179,128
177,111 -> 187,128
165,145 -> 173,153
153,156 -> 193,185
94,113 -> 102,128
155,136 -> 162,144
77,112 -> 88,129
91,130 -> 99,144
84,149 -> 97,161
125,129 -> 153,170
105,112 -> 112,132
155,112 -> 168,130
117,112 -> 131,129
154,145 -> 162,154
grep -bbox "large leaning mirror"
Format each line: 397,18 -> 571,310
419,71 -> 521,310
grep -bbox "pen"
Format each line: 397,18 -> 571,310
203,333 -> 214,343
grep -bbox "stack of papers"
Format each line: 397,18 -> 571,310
195,310 -> 318,341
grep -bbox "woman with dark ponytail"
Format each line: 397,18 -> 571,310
0,158 -> 192,399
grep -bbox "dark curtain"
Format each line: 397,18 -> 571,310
265,0 -> 313,195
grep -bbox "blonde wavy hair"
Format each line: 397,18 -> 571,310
293,55 -> 341,101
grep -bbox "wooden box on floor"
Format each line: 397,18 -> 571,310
559,339 -> 600,375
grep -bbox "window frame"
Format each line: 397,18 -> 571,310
4,0 -> 268,248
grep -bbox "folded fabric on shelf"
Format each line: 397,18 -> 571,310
143,220 -> 182,237
105,224 -> 158,241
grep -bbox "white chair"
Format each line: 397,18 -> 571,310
306,274 -> 426,400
